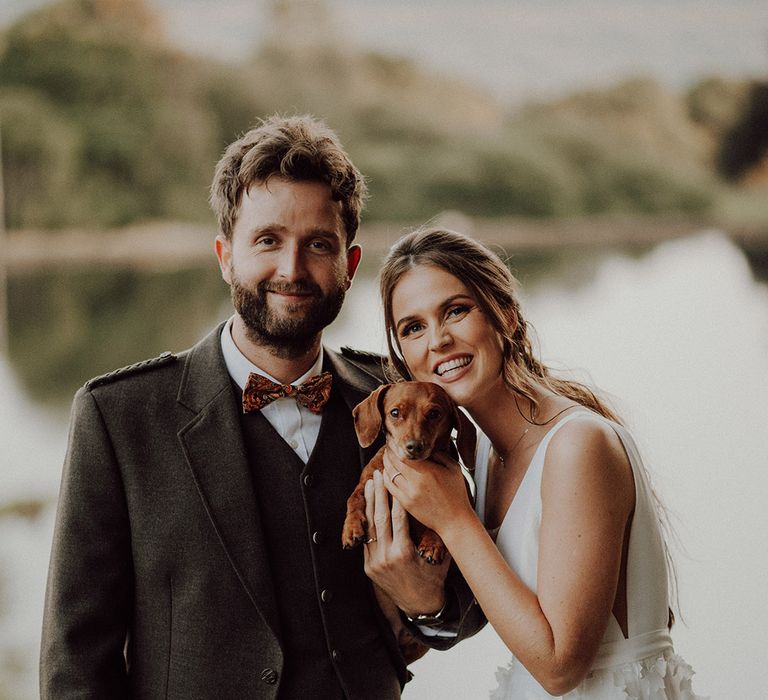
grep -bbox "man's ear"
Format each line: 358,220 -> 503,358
346,244 -> 362,288
215,234 -> 232,285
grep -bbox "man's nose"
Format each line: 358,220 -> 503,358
275,245 -> 307,281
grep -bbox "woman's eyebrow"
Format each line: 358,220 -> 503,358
394,294 -> 473,330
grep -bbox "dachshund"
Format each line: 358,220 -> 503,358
342,381 -> 476,561
341,381 -> 476,664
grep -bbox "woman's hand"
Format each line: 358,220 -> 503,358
362,471 -> 449,616
381,448 -> 476,536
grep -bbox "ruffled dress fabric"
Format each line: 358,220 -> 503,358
490,649 -> 705,699
473,412 -> 707,700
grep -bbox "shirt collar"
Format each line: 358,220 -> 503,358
220,316 -> 324,390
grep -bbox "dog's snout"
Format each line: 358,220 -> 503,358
404,439 -> 426,458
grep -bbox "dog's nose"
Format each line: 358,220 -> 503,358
404,439 -> 425,459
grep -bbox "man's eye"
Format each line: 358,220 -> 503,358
389,408 -> 400,418
256,237 -> 277,247
427,409 -> 441,420
309,239 -> 331,250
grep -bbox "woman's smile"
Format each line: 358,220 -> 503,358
434,354 -> 473,378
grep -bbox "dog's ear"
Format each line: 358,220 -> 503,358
352,384 -> 390,447
453,405 -> 477,474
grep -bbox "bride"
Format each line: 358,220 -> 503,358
367,227 -> 706,698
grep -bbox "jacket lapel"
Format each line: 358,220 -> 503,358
324,348 -> 386,466
176,324 -> 280,639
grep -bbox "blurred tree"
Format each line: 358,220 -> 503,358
0,88 -> 80,228
0,0 -> 752,230
717,80 -> 768,183
0,0 -> 228,227
516,78 -> 716,215
687,76 -> 750,138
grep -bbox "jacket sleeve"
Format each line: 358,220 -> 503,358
40,386 -> 132,699
405,561 -> 487,651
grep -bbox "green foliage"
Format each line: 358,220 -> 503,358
0,0 -> 223,228
0,0 -> 756,230
421,142 -> 573,218
717,80 -> 768,181
0,87 -> 80,227
687,76 -> 750,136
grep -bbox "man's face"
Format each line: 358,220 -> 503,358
216,177 -> 361,357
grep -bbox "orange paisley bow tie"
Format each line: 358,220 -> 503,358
242,371 -> 332,415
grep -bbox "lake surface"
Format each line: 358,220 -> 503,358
1,230 -> 766,698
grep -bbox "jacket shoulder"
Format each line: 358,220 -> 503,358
339,346 -> 391,382
85,351 -> 179,390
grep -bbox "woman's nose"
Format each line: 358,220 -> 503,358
428,323 -> 453,351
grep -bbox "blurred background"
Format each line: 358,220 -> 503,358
1,0 -> 767,697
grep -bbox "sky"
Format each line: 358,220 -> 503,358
3,0 -> 768,103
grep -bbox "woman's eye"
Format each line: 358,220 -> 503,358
389,408 -> 400,418
401,322 -> 423,337
447,304 -> 469,318
427,409 -> 441,420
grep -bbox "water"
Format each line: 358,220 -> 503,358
1,231 -> 766,698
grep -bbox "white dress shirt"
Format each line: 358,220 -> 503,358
220,318 -> 324,463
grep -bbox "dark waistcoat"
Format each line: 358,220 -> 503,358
237,381 -> 402,700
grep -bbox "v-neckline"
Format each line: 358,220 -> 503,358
481,432 -> 545,533
480,410 -> 588,534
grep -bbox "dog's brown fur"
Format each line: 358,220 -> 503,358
341,381 -> 476,663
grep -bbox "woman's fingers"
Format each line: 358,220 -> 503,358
382,449 -> 411,493
363,478 -> 377,543
390,495 -> 410,546
372,470 -> 392,546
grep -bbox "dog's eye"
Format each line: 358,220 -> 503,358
389,408 -> 400,418
427,409 -> 441,420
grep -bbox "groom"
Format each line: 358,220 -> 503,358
40,115 -> 483,698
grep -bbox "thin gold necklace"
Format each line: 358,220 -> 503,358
493,426 -> 529,466
494,399 -> 576,466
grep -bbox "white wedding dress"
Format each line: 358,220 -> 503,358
473,411 -> 707,699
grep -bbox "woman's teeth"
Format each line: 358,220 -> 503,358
436,357 -> 471,376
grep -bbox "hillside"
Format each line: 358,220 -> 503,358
0,0 -> 765,232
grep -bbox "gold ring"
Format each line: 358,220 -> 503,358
365,537 -> 377,544
392,472 -> 403,484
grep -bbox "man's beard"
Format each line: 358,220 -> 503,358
230,273 -> 347,359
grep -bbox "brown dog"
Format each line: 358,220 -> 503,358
341,381 -> 476,664
342,381 -> 476,561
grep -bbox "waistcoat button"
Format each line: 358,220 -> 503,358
312,531 -> 322,544
260,668 -> 278,685
303,474 -> 314,487
321,588 -> 333,603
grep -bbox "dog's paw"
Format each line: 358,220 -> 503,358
341,513 -> 368,549
417,530 -> 446,565
417,543 -> 446,565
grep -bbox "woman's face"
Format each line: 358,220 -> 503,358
390,264 -> 506,411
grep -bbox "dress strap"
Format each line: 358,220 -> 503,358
525,409 -> 595,481
537,408 -> 593,451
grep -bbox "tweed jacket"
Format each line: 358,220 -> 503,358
40,324 -> 484,699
